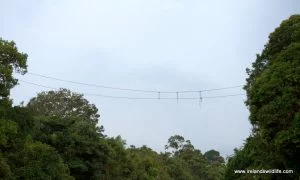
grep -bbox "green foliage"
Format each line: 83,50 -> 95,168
163,135 -> 225,180
127,145 -> 171,180
0,36 -> 231,180
31,114 -> 109,179
0,152 -> 12,179
226,15 -> 300,179
0,120 -> 17,147
204,149 -> 225,164
13,138 -> 73,180
165,134 -> 186,151
102,136 -> 134,180
0,38 -> 27,98
27,89 -> 100,124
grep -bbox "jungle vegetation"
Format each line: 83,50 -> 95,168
1,15 -> 299,180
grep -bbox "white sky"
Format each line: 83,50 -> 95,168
1,0 -> 299,157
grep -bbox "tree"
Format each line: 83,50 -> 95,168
165,135 -> 187,154
0,152 -> 12,179
102,136 -> 134,180
127,145 -> 172,180
225,135 -> 275,180
30,113 -> 109,179
0,37 -> 228,179
164,135 -> 224,180
0,38 -> 28,128
226,15 -> 300,179
0,120 -> 17,179
13,138 -> 73,180
204,150 -> 225,164
0,38 -> 27,99
0,119 -> 18,148
0,37 -> 28,179
27,89 -> 111,179
27,89 -> 100,124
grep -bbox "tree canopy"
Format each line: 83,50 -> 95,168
0,38 -> 225,179
0,38 -> 27,99
225,15 -> 300,180
1,14 -> 299,180
27,88 -> 100,124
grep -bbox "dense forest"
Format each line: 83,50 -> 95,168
0,15 -> 299,179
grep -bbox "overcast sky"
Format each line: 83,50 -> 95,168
1,0 -> 299,156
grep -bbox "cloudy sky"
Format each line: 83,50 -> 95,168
1,0 -> 299,156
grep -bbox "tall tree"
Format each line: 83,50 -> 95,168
164,135 -> 224,180
226,15 -> 300,179
27,89 -> 109,179
204,150 -> 225,164
0,38 -> 27,99
27,89 -> 100,124
12,138 -> 73,180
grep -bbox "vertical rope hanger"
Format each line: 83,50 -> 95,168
176,92 -> 179,103
158,92 -> 160,100
199,91 -> 203,107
